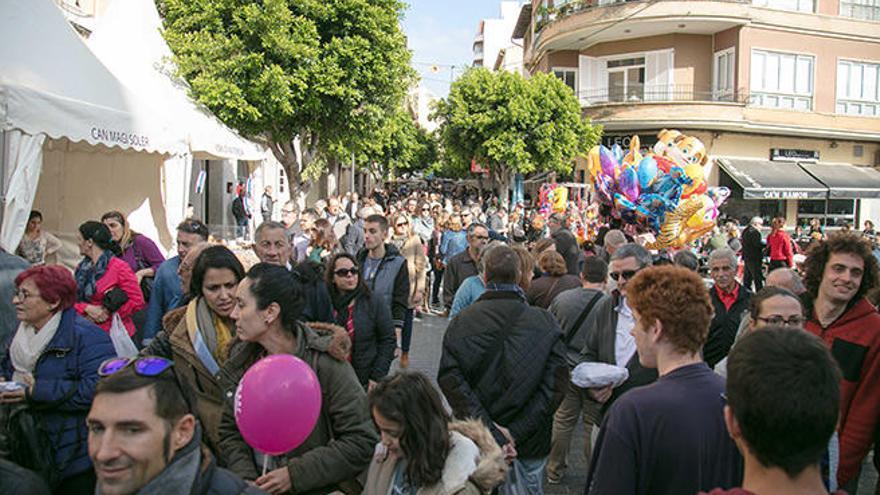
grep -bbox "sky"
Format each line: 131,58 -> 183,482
401,0 -> 505,98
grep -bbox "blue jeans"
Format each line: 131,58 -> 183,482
500,457 -> 547,495
401,308 -> 413,353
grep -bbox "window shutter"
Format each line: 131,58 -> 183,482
579,55 -> 607,104
645,49 -> 674,101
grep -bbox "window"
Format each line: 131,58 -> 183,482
837,60 -> 880,117
752,0 -> 814,12
713,48 -> 736,101
840,0 -> 880,20
552,68 -> 577,92
750,50 -> 813,110
607,57 -> 645,102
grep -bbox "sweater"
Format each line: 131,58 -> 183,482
74,256 -> 145,336
586,363 -> 743,495
805,298 -> 880,487
766,230 -> 793,267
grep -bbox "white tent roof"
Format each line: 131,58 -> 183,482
88,0 -> 268,162
0,0 -> 185,155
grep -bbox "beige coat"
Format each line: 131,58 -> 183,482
362,419 -> 508,495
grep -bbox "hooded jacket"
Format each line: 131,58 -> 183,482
143,305 -> 226,454
357,244 -> 410,328
362,419 -> 509,495
217,322 -> 378,494
805,298 -> 880,487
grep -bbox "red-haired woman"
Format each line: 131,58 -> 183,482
1,265 -> 115,492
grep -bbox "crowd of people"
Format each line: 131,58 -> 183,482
0,181 -> 877,495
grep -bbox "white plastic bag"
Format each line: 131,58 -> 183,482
571,362 -> 629,389
109,313 -> 138,357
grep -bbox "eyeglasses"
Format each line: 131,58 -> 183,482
609,270 -> 637,282
13,288 -> 34,300
756,315 -> 806,327
396,222 -> 408,227
334,268 -> 359,278
98,356 -> 174,377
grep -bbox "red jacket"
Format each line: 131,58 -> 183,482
766,229 -> 793,266
805,298 -> 880,486
74,257 -> 145,336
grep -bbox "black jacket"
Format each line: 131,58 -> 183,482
551,228 -> 580,276
438,291 -> 567,458
741,225 -> 763,263
345,293 -> 396,386
705,284 -> 752,368
0,459 -> 50,495
293,261 -> 334,323
442,249 -> 479,309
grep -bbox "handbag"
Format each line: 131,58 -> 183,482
497,459 -> 537,495
110,313 -> 139,357
3,404 -> 75,489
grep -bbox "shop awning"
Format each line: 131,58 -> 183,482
799,162 -> 880,199
716,158 -> 828,200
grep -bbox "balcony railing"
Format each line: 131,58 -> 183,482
575,84 -> 750,104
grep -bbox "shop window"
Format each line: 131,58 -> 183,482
797,199 -> 856,227
750,50 -> 814,111
837,60 -> 880,117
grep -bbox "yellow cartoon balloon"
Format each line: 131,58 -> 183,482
587,146 -> 602,179
681,163 -> 705,197
551,186 -> 569,213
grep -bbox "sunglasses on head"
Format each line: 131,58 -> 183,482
334,268 -> 359,277
98,356 -> 173,377
609,270 -> 637,282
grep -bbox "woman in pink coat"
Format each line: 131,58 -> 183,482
73,221 -> 144,336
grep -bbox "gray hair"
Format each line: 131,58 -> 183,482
709,247 -> 738,269
673,250 -> 699,271
604,229 -> 627,249
466,222 -> 488,236
750,216 -> 763,227
767,268 -> 806,295
254,221 -> 290,244
611,243 -> 652,268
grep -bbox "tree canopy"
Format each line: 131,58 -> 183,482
433,68 -> 601,194
161,0 -> 414,193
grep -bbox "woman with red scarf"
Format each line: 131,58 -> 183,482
766,217 -> 794,270
326,253 -> 395,390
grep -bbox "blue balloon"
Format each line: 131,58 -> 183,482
611,144 -> 624,164
636,156 -> 658,190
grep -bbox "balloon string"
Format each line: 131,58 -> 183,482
262,454 -> 269,477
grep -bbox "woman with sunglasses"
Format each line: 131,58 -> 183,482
219,263 -> 377,494
142,245 -> 244,454
74,221 -> 145,336
326,253 -> 395,389
390,213 -> 427,351
1,265 -> 115,493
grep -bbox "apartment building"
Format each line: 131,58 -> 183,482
514,0 -> 880,226
474,1 -> 524,68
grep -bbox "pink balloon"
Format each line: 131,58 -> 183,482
234,354 -> 322,455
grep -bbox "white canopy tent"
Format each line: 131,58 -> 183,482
87,0 -> 268,163
0,0 -> 189,255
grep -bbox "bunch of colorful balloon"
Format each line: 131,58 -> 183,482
538,183 -> 569,216
587,129 -> 731,249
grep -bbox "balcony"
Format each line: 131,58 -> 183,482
577,84 -> 880,141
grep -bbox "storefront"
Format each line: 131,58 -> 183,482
717,157 -> 880,228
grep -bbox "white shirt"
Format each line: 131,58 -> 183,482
614,297 -> 637,367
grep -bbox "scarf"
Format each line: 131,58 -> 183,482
75,250 -> 114,302
10,311 -> 62,383
331,286 -> 362,319
185,298 -> 233,376
484,282 -> 528,303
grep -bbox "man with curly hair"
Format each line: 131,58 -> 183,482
802,232 -> 880,492
585,265 -> 742,495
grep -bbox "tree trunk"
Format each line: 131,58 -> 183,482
268,130 -> 320,207
494,166 -> 511,208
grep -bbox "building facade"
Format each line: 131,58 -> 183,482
515,0 -> 880,227
474,1 -> 524,68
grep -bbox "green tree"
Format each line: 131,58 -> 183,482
433,68 -> 601,200
161,0 -> 414,196
346,107 -> 438,184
